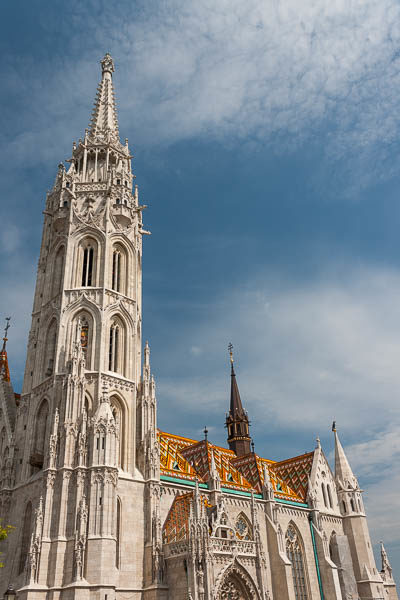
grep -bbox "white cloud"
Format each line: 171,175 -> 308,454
3,0 -> 400,189
155,263 -> 400,551
159,265 -> 400,434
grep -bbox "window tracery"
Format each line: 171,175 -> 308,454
286,524 -> 309,600
235,513 -> 253,540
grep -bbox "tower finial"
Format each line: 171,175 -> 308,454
2,317 -> 11,352
228,342 -> 234,374
204,426 -> 208,442
101,53 -> 115,76
332,420 -> 336,432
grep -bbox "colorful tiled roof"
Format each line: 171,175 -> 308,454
181,440 -> 253,492
271,452 -> 314,502
231,453 -> 304,503
162,492 -> 192,544
158,429 -> 311,504
159,431 -> 201,483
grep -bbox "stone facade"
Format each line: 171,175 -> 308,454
0,54 -> 397,600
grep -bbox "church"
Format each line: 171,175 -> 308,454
0,53 -> 397,600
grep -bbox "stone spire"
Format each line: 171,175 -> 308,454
333,422 -> 358,490
380,542 -> 393,579
88,53 -> 120,143
225,344 -> 251,456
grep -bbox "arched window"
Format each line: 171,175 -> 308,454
82,244 -> 94,286
52,246 -> 65,297
342,500 -> 347,514
112,249 -> 121,292
109,322 -> 120,372
286,524 -> 309,600
31,399 -> 49,471
72,312 -> 94,370
84,395 -> 91,418
111,397 -> 125,469
116,497 -> 121,568
44,319 -> 57,377
19,502 -> 32,573
235,513 -> 253,540
321,483 -> 328,508
108,319 -> 125,375
110,244 -> 128,294
80,317 -> 89,353
350,498 -> 355,512
327,484 -> 333,508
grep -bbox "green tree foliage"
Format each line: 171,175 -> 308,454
0,520 -> 13,568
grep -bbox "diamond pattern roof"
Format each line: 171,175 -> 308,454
158,429 -> 312,504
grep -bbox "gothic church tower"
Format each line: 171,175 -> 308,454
0,54 -> 159,600
0,53 -> 398,600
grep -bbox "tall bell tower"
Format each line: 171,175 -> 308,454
1,54 -> 160,599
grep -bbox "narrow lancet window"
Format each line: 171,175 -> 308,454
109,322 -> 120,372
82,246 -> 94,286
327,484 -> 333,508
19,502 -> 33,573
322,483 -> 328,508
112,250 -> 121,292
116,497 -> 121,568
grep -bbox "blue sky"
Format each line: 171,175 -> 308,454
1,0 -> 400,581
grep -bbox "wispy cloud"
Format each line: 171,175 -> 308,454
2,0 -> 400,190
154,263 -> 400,552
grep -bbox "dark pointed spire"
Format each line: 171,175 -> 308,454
225,344 -> 251,456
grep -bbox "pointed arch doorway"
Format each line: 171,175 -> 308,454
216,565 -> 258,600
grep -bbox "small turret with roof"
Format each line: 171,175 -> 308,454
225,344 -> 251,456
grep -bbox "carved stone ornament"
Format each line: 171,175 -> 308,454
216,565 -> 259,600
46,471 -> 57,488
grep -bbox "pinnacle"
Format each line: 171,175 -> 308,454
334,429 -> 358,489
87,54 -> 120,144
